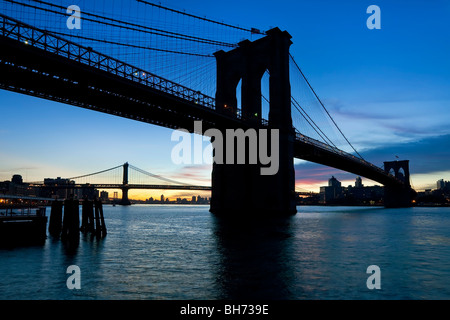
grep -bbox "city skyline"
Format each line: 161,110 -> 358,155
1,0 -> 449,199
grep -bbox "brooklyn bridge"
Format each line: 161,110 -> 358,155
0,0 -> 414,215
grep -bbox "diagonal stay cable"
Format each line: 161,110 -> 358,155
291,96 -> 337,148
289,54 -> 364,160
262,93 -> 337,149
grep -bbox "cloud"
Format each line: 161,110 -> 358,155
294,162 -> 360,190
324,98 -> 397,121
317,98 -> 450,156
361,133 -> 450,176
166,164 -> 212,185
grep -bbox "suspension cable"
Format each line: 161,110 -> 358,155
129,165 -> 193,186
67,165 -> 123,180
136,0 -> 265,35
5,0 -> 237,48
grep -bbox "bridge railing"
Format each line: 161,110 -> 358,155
0,14 -> 216,109
294,130 -> 389,176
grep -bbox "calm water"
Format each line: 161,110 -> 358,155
1,205 -> 450,300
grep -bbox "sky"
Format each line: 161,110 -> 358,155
1,0 -> 450,199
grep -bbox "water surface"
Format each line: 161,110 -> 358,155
1,205 -> 450,300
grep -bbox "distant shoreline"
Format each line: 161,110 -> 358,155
108,203 -> 450,208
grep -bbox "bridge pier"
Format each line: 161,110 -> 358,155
383,160 -> 415,208
384,185 -> 415,208
119,162 -> 131,205
210,28 -> 296,217
119,187 -> 131,206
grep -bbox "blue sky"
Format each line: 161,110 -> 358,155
1,0 -> 449,197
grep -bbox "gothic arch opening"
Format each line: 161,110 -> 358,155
261,70 -> 270,122
235,78 -> 242,118
397,167 -> 406,181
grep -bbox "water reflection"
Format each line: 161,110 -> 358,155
211,215 -> 297,299
3,205 -> 450,299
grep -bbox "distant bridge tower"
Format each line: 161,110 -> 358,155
383,160 -> 414,208
119,162 -> 131,206
210,28 -> 296,216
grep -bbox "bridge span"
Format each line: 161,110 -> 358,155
0,12 -> 414,214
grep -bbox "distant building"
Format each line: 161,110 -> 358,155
0,181 -> 9,194
42,177 -> 74,199
320,176 -> 343,203
161,194 -> 165,202
355,176 -> 363,188
319,176 -> 383,205
100,191 -> 109,201
328,176 -> 341,188
436,179 -> 450,192
12,174 -> 23,185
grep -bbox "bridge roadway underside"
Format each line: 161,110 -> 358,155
0,36 -> 245,134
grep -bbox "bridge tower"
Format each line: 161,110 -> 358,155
383,160 -> 414,208
210,28 -> 296,216
119,162 -> 131,206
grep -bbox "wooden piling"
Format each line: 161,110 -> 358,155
81,199 -> 95,233
48,200 -> 63,237
61,199 -> 80,244
87,200 -> 95,233
94,199 -> 107,238
99,199 -> 107,237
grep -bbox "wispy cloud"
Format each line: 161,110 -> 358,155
361,134 -> 450,175
320,97 -> 450,155
166,164 -> 212,185
325,98 -> 397,121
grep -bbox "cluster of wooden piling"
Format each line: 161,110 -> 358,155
48,199 -> 106,244
80,199 -> 107,238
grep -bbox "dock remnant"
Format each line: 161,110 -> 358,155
94,199 -> 107,238
48,200 -> 63,237
80,199 -> 95,233
61,198 -> 80,245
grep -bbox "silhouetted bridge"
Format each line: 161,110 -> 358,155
0,5 -> 414,215
30,162 -> 211,205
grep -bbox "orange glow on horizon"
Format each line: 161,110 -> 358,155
100,189 -> 211,201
